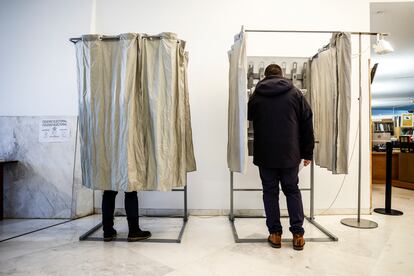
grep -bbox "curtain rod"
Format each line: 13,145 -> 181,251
70,30 -> 386,43
244,29 -> 388,36
70,36 -> 121,44
69,35 -> 181,44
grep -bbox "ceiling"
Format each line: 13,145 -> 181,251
370,2 -> 414,109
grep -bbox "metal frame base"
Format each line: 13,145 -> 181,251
229,215 -> 338,243
79,215 -> 188,243
373,208 -> 403,216
340,218 -> 378,229
80,186 -> 188,243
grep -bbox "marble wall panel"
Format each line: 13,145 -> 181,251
0,116 -> 93,218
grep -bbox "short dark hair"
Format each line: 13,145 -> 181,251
264,64 -> 283,77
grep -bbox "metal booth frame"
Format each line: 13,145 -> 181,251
78,186 -> 188,243
229,28 -> 387,243
229,162 -> 338,243
69,37 -> 190,244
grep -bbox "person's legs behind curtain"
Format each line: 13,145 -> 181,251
124,191 -> 151,242
102,190 -> 118,241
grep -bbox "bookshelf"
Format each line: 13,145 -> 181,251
373,119 -> 394,135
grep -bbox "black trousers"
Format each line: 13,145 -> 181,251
102,191 -> 139,231
259,166 -> 304,235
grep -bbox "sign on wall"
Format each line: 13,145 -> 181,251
39,119 -> 71,143
402,113 -> 413,127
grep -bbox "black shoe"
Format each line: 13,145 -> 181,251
127,229 -> 151,242
127,219 -> 151,242
103,228 -> 117,242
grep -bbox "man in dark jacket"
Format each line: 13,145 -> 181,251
248,64 -> 314,250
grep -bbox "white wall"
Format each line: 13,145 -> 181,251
0,0 -> 93,116
1,0 -> 402,213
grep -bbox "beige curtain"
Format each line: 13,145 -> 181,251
140,33 -> 196,191
310,33 -> 351,174
311,47 -> 337,171
334,33 -> 352,174
75,33 -> 196,192
227,31 -> 248,173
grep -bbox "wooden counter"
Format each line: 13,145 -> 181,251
372,151 -> 414,190
396,153 -> 414,190
372,152 -> 399,184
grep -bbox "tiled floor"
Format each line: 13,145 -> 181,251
0,185 -> 413,276
0,219 -> 68,242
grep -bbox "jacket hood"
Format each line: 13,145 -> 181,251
255,76 -> 293,97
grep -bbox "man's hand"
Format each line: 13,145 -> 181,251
303,160 -> 312,167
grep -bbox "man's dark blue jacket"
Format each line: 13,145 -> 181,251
248,75 -> 314,168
